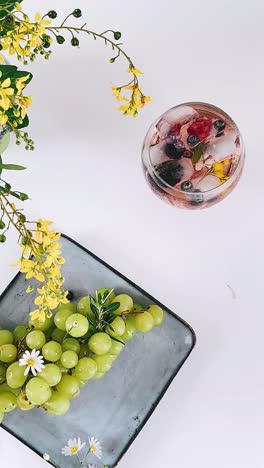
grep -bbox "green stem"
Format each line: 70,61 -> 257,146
49,25 -> 133,65
80,447 -> 91,467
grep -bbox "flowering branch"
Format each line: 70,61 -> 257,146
0,191 -> 68,322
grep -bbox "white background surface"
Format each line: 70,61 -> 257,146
0,0 -> 263,467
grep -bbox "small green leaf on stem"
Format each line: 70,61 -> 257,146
0,164 -> 26,171
192,143 -> 204,165
19,193 -> 29,201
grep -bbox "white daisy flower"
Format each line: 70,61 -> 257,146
19,349 -> 45,376
88,436 -> 102,460
61,437 -> 85,457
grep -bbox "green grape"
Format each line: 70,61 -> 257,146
0,412 -> 3,424
42,341 -> 62,362
54,308 -> 72,331
56,375 -> 80,399
96,288 -> 115,305
26,330 -> 46,350
40,364 -> 62,386
77,296 -> 93,317
0,344 -> 17,363
57,302 -> 76,314
109,339 -> 124,355
56,361 -> 68,375
29,314 -> 53,332
26,377 -> 52,405
17,390 -> 35,411
6,362 -> 27,389
112,294 -> 133,315
120,317 -> 136,342
0,364 -> 6,384
92,354 -> 112,373
107,317 -> 125,338
0,392 -> 17,412
72,388 -> 80,400
44,391 -> 70,415
109,354 -> 118,361
60,350 -> 78,369
78,343 -> 90,359
74,357 -> 97,380
135,311 -> 154,332
88,333 -> 112,355
93,371 -> 105,380
13,325 -> 27,342
147,305 -> 164,326
0,330 -> 13,346
0,384 -> 19,396
51,328 -> 66,343
65,313 -> 89,338
62,338 -> 80,354
77,378 -> 87,388
133,303 -> 143,312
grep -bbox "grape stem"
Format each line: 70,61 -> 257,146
121,309 -> 146,317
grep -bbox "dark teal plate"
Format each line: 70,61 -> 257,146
0,235 -> 196,467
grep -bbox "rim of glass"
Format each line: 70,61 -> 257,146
145,101 -> 245,195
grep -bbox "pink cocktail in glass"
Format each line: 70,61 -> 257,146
142,102 -> 245,209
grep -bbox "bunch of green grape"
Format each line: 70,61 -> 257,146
0,288 -> 164,423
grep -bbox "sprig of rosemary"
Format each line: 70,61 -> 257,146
88,289 -> 120,332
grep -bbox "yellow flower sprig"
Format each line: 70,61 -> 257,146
0,4 -> 151,117
112,66 -> 152,117
0,4 -> 52,64
0,192 -> 68,322
0,68 -> 33,148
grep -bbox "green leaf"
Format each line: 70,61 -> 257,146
192,143 -> 204,165
90,296 -> 97,307
87,316 -> 96,328
0,0 -> 23,20
111,336 -> 125,345
0,132 -> 10,155
0,164 -> 26,171
107,315 -> 117,324
0,65 -> 18,79
104,302 -> 120,314
11,71 -> 33,88
0,186 -> 21,200
102,291 -> 109,301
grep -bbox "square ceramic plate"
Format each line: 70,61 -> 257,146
0,235 -> 196,467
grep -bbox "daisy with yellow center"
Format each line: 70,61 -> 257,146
61,438 -> 86,457
19,349 -> 45,376
88,436 -> 102,459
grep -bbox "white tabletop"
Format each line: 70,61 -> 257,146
1,0 -> 263,467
